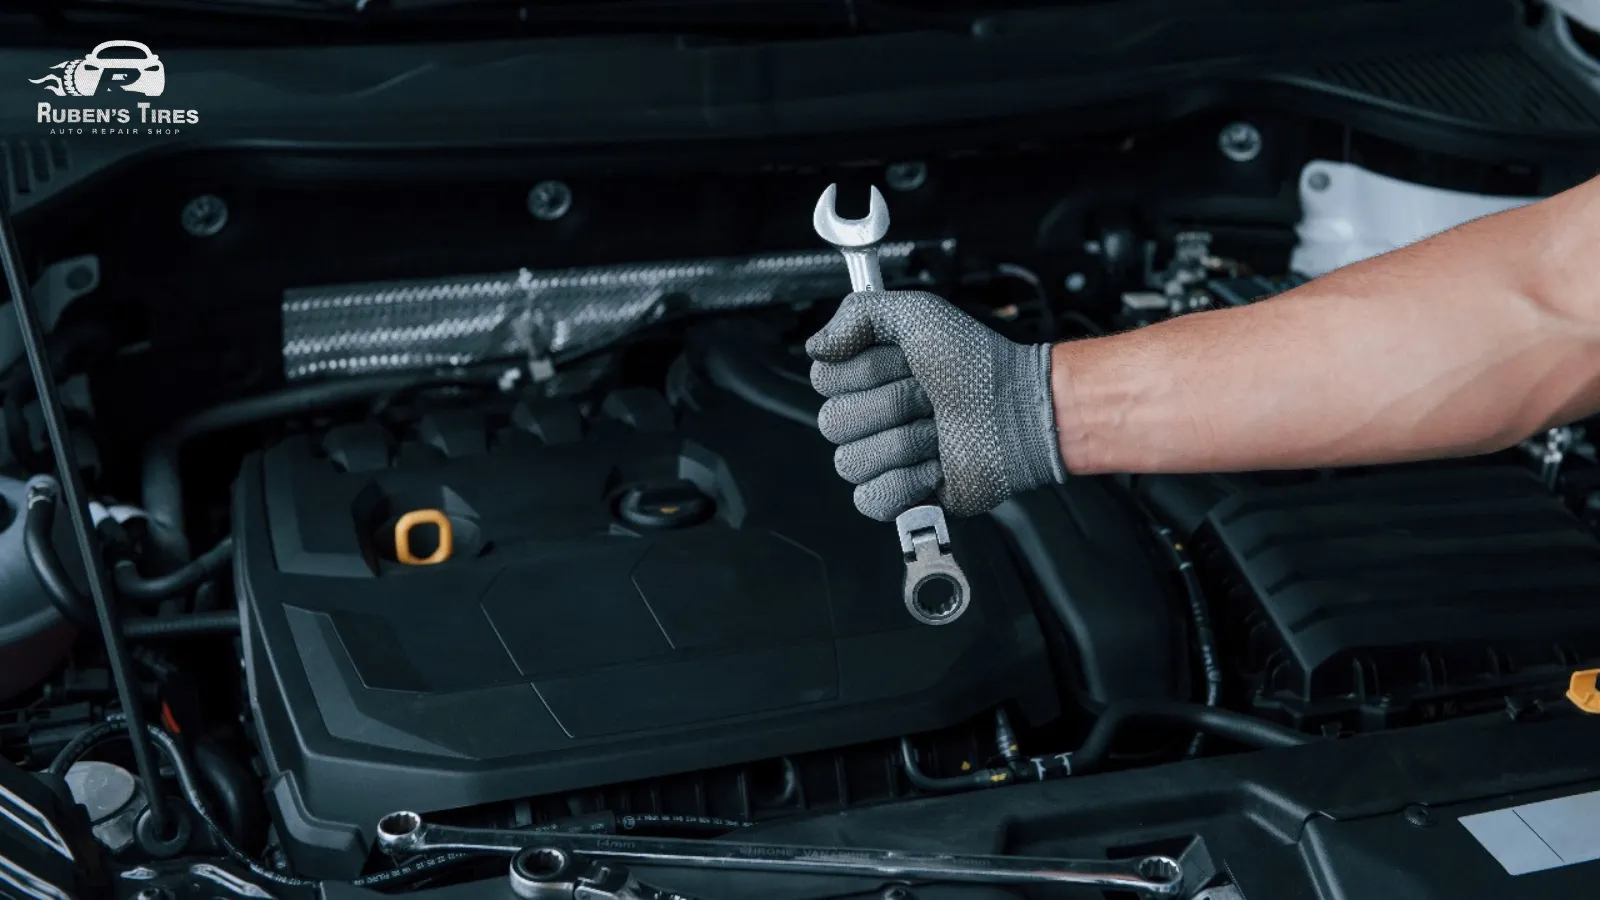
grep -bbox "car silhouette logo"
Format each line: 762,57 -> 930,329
29,41 -> 166,98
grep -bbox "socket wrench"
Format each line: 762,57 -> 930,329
376,811 -> 1185,896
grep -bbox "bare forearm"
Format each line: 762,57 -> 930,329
1053,179 -> 1600,475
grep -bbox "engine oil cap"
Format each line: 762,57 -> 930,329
394,509 -> 454,566
616,480 -> 713,530
1567,669 -> 1600,714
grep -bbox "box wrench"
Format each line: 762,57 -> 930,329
375,811 -> 1187,897
811,184 -> 972,626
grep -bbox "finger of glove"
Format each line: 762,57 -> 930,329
806,294 -> 891,363
834,418 -> 939,485
854,459 -> 943,523
810,346 -> 912,398
817,378 -> 933,445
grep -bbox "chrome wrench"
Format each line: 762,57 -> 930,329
376,811 -> 1186,896
509,852 -> 700,900
812,183 -> 889,293
812,185 -> 973,626
895,505 -> 972,625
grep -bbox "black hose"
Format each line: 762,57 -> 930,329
25,486 -> 234,620
192,739 -> 267,852
1154,527 -> 1223,757
1067,702 -> 1311,777
122,610 -> 239,640
24,477 -> 94,628
113,536 -> 234,603
899,737 -> 1015,792
141,365 -> 508,537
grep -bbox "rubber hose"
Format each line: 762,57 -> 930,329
899,737 -> 1010,792
47,719 -> 123,776
113,536 -> 234,603
192,739 -> 267,852
1154,527 -> 1223,757
1068,702 -> 1311,777
141,366 -> 506,537
23,477 -> 94,628
122,610 -> 239,639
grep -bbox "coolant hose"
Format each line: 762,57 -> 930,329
192,739 -> 267,852
121,610 -> 239,639
113,536 -> 234,603
23,476 -> 94,628
1068,702 -> 1311,777
141,366 -> 507,538
24,479 -> 234,625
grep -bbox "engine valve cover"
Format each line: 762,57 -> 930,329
236,377 -> 1054,878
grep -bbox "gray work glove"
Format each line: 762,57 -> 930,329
806,290 -> 1068,522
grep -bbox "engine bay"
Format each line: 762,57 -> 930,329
7,3 -> 1600,896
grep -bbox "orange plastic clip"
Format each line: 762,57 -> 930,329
1566,669 -> 1600,714
394,509 -> 453,566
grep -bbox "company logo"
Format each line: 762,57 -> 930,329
31,40 -> 166,97
30,41 -> 198,135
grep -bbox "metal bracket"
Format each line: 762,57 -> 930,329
895,505 -> 971,625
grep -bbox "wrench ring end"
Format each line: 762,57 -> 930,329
1136,856 -> 1184,895
376,811 -> 424,854
904,565 -> 970,625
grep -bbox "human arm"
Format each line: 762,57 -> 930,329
1054,175 -> 1600,474
807,175 -> 1600,521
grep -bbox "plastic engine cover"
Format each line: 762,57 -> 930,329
1192,466 -> 1600,732
236,380 -> 1056,877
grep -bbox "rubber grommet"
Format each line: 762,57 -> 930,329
134,806 -> 192,858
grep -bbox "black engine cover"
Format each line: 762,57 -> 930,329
235,378 -> 1056,877
1188,466 -> 1600,733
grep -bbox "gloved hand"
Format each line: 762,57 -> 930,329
805,290 -> 1068,521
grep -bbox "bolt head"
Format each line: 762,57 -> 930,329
1307,170 -> 1332,192
180,195 -> 228,238
884,161 -> 928,193
527,180 -> 574,221
1218,122 -> 1263,163
1065,272 -> 1088,292
1404,804 -> 1434,827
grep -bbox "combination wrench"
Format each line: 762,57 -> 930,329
375,811 -> 1186,896
811,183 -> 972,625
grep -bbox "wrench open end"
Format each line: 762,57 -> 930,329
812,183 -> 891,248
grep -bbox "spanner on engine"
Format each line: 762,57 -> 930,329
509,851 -> 700,900
376,811 -> 1186,897
812,185 -> 974,626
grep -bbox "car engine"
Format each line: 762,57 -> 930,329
7,8 -> 1600,892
